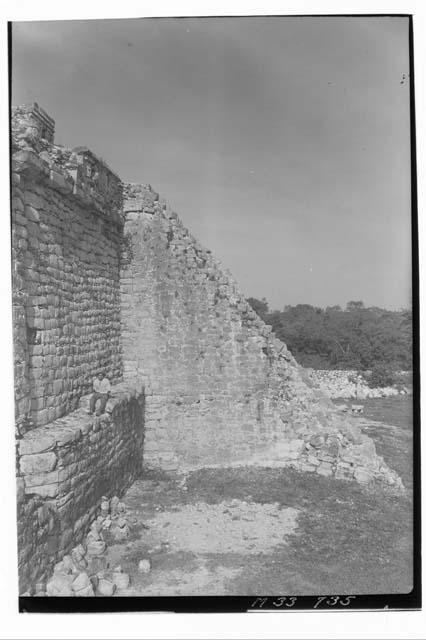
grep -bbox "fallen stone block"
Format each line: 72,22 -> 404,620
62,555 -> 77,574
46,572 -> 74,596
72,571 -> 91,593
86,539 -> 106,556
110,519 -> 129,541
97,578 -> 116,596
353,467 -> 374,485
87,525 -> 103,541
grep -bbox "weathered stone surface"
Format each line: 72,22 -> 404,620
24,469 -> 59,487
86,539 -> 106,556
19,434 -> 56,455
16,385 -> 144,591
97,578 -> 116,596
110,518 -> 129,541
72,571 -> 91,593
46,572 -> 74,596
12,103 -> 404,596
20,451 -> 57,475
353,467 -> 374,485
25,482 -> 58,498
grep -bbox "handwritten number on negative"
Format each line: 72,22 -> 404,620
314,595 -> 356,608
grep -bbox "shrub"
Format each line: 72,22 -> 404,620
368,364 -> 396,388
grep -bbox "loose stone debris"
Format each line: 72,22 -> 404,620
43,495 -> 131,597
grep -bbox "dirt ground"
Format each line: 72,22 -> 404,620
103,403 -> 413,597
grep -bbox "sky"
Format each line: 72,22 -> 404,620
11,16 -> 412,311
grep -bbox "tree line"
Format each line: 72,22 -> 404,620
247,298 -> 412,378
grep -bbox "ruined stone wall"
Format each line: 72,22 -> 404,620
16,383 -> 144,591
11,105 -> 124,432
120,184 -> 402,490
11,105 -> 145,592
11,103 -> 403,592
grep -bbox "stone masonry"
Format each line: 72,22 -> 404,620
11,104 -> 403,592
11,105 -> 144,592
16,383 -> 144,591
119,184 -> 402,489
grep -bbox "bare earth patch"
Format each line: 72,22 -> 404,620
146,500 -> 299,555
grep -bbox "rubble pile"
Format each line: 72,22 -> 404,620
37,495 -> 142,597
307,369 -> 411,399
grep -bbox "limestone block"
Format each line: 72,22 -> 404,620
317,451 -> 335,463
25,482 -> 58,499
317,462 -> 333,477
20,451 -> 57,475
55,428 -> 82,447
46,572 -> 74,596
335,464 -> 354,481
24,469 -> 59,487
86,539 -> 106,556
353,467 -> 374,485
97,578 -> 116,596
110,519 -> 129,541
72,572 -> 91,593
62,555 -> 77,574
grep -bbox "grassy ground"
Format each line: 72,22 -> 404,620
182,466 -> 412,594
106,397 -> 413,596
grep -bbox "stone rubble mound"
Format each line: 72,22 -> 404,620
307,369 -> 412,400
40,495 -> 135,597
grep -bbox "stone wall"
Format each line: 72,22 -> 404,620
11,106 -> 124,432
16,382 -> 145,592
11,103 -> 404,592
119,184 -> 402,490
11,105 -> 145,593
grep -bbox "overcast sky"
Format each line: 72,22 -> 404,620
11,17 -> 412,311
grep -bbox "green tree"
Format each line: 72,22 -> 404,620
248,297 -> 412,372
247,297 -> 269,320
